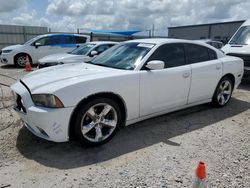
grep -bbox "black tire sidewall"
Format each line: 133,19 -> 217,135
74,98 -> 122,146
212,77 -> 233,107
15,54 -> 31,67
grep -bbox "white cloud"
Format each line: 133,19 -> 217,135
0,0 -> 26,13
45,0 -> 250,33
1,0 -> 250,36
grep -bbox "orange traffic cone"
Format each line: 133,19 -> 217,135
192,161 -> 207,188
25,55 -> 32,72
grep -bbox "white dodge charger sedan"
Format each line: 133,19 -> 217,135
11,39 -> 244,146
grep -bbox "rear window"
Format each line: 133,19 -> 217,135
208,49 -> 217,60
49,35 -> 75,45
187,44 -> 210,64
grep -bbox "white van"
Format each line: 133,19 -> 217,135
0,33 -> 90,67
222,19 -> 250,77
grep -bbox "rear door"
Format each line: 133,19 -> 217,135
139,43 -> 191,116
186,44 -> 222,103
50,35 -> 76,53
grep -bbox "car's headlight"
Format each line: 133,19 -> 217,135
2,49 -> 13,53
32,94 -> 64,108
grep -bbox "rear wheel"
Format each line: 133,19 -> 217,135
212,77 -> 233,107
74,98 -> 122,146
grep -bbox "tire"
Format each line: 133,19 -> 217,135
14,54 -> 31,67
212,77 -> 233,107
74,98 -> 122,146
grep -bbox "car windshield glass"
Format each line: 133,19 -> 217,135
90,42 -> 154,70
70,43 -> 95,55
229,26 -> 250,45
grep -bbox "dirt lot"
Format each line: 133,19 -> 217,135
0,64 -> 250,188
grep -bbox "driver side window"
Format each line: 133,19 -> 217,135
34,37 -> 50,46
95,44 -> 110,54
147,44 -> 186,68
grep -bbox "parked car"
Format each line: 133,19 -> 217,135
222,19 -> 250,77
0,33 -> 90,67
11,38 -> 244,146
196,39 -> 224,49
38,41 -> 118,68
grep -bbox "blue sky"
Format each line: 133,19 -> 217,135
27,0 -> 47,17
0,0 -> 250,36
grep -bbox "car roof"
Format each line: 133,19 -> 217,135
127,38 -> 218,46
195,39 -> 223,44
37,33 -> 89,38
88,41 -> 118,45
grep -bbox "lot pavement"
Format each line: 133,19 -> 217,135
0,64 -> 250,188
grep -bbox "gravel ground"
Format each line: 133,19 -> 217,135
0,64 -> 250,188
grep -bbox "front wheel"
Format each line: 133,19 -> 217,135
74,98 -> 122,146
14,54 -> 31,67
212,77 -> 233,107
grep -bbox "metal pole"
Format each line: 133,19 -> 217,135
90,32 -> 93,41
23,26 -> 27,42
152,24 -> 155,37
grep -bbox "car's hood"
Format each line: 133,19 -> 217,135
21,63 -> 125,93
38,53 -> 86,64
222,44 -> 250,55
2,44 -> 23,51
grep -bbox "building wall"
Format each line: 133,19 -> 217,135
0,25 -> 48,49
168,25 -> 209,40
210,22 -> 243,42
168,21 -> 244,43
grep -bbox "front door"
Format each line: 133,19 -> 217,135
139,43 -> 191,116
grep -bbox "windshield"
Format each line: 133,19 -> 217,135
70,43 -> 95,55
90,42 -> 154,70
229,26 -> 250,45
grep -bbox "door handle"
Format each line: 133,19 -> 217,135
183,72 -> 190,78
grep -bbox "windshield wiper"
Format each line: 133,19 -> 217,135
84,60 -> 93,64
93,63 -> 113,68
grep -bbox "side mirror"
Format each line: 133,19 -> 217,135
34,42 -> 41,48
90,50 -> 98,56
146,60 -> 164,70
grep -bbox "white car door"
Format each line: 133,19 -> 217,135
140,43 -> 191,116
186,44 -> 222,103
31,36 -> 55,63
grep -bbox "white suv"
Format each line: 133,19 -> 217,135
0,33 -> 90,67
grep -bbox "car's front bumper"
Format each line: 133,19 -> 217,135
0,53 -> 14,65
16,106 -> 74,142
11,81 -> 74,142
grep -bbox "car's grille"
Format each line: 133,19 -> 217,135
227,53 -> 250,67
14,93 -> 27,113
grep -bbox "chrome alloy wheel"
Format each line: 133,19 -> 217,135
217,80 -> 232,106
80,103 -> 118,142
17,56 -> 27,67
